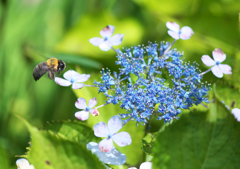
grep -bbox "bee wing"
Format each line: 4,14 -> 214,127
33,62 -> 49,81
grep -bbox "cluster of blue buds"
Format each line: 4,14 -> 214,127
94,42 -> 210,124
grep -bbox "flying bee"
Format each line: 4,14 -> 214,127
33,58 -> 66,81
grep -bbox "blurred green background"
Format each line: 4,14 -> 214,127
0,0 -> 239,168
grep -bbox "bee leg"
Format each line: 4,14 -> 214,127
56,70 -> 61,76
48,70 -> 55,80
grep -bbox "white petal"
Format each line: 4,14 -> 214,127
180,26 -> 194,40
75,98 -> 87,109
99,41 -> 112,51
87,142 -> 126,165
201,55 -> 215,66
109,34 -> 124,46
89,108 -> 99,116
63,70 -> 81,82
89,37 -> 104,46
108,115 -> 122,134
212,48 -> 226,63
93,122 -> 109,137
89,97 -> 97,108
16,158 -> 30,168
99,138 -> 114,152
211,65 -> 223,78
219,64 -> 232,75
166,22 -> 180,32
72,82 -> 84,89
75,74 -> 90,83
167,30 -> 179,40
100,25 -> 115,38
128,168 -> 137,169
139,162 -> 152,169
75,111 -> 89,121
112,132 -> 132,147
54,77 -> 72,86
232,108 -> 240,122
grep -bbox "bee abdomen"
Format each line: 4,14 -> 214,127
33,62 -> 48,81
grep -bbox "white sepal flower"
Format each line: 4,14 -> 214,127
87,142 -> 126,165
93,115 -> 131,152
89,25 -> 124,51
55,70 -> 90,89
201,48 -> 232,78
128,162 -> 152,169
231,108 -> 240,122
166,22 -> 194,40
16,158 -> 34,169
75,97 -> 99,121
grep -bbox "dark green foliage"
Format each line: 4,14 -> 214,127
153,94 -> 240,169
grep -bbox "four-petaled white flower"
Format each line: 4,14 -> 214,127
93,115 -> 132,152
16,158 -> 35,169
231,108 -> 240,122
201,48 -> 232,78
89,25 -> 124,51
128,162 -> 152,169
166,22 -> 194,40
75,97 -> 99,121
55,70 -> 90,89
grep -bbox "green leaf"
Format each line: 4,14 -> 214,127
43,120 -> 101,146
0,145 -> 9,169
18,116 -> 105,169
153,94 -> 240,169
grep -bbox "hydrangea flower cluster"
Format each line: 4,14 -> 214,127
94,41 -> 210,123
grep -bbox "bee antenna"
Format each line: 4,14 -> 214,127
65,61 -> 72,70
67,65 -> 72,70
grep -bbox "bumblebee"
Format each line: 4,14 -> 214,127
33,58 -> 66,81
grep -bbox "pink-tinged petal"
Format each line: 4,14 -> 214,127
75,74 -> 90,83
109,34 -> 124,46
166,22 -> 180,32
180,26 -> 194,40
139,162 -> 152,169
112,132 -> 132,147
93,122 -> 109,137
87,142 -> 126,165
201,55 -> 215,66
99,41 -> 112,51
212,48 -> 226,63
232,108 -> 240,121
167,30 -> 179,40
72,82 -> 84,89
75,111 -> 89,121
108,115 -> 122,134
100,25 -> 115,38
99,138 -> 114,152
75,98 -> 87,109
89,108 -> 99,116
219,64 -> 232,75
211,65 -> 223,78
89,97 -> 97,108
63,70 -> 81,82
54,77 -> 72,86
89,37 -> 104,46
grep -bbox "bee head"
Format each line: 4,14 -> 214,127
58,60 -> 66,71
